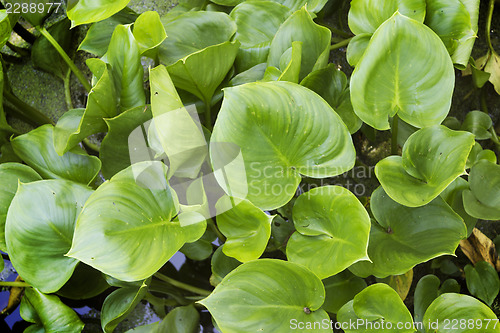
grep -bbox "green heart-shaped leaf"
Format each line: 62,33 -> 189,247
375,125 -> 475,207
0,163 -> 41,252
346,33 -> 371,67
67,0 -> 131,27
12,124 -> 102,185
461,110 -> 492,140
322,270 -> 367,314
463,160 -> 500,220
67,161 -> 206,281
6,179 -> 92,293
423,293 -> 500,333
132,11 -> 167,57
215,196 -> 273,262
464,261 -> 500,306
440,177 -> 477,236
157,305 -> 200,333
210,81 -> 355,210
337,283 -> 414,333
210,246 -> 241,286
56,263 -> 110,300
414,275 -> 440,331
199,259 -> 330,333
349,187 -> 467,278
350,13 -> 455,130
286,186 -> 370,279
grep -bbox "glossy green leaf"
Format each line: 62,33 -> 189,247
23,288 -> 84,333
67,0 -> 131,27
0,163 -> 41,252
4,0 -> 51,26
349,187 -> 467,278
322,270 -> 367,314
286,186 -> 370,279
104,24 -> 146,112
414,275 -> 440,330
346,33 -> 371,67
278,41 -> 302,83
6,180 -> 92,293
348,0 -> 425,35
216,196 -> 273,262
180,228 -> 216,261
101,280 -> 149,333
210,245 -> 241,286
337,283 -> 414,333
461,110 -> 492,140
100,105 -> 152,179
350,13 -> 455,130
67,161 -> 206,281
158,305 -> 200,333
463,160 -> 500,220
271,0 -> 328,13
301,64 -> 362,133
229,63 -> 267,87
132,11 -> 167,57
466,142 -> 497,168
199,259 -> 330,333
57,263 -> 110,300
375,125 -> 475,207
423,293 -> 500,332
210,81 -> 355,210
78,8 -> 137,57
268,7 -> 331,81
440,177 -> 476,236
464,261 -> 500,306
12,125 -> 102,185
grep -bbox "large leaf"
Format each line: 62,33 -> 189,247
67,0 -> 131,27
67,161 -> 206,281
375,125 -> 475,207
6,180 -> 92,293
348,0 -> 426,34
12,124 -> 101,185
0,163 -> 41,252
423,293 -> 500,332
199,259 -> 330,333
215,196 -> 273,262
286,186 -> 370,279
350,12 -> 455,130
348,187 -> 467,278
463,160 -> 500,220
210,81 -> 355,210
337,283 -> 414,333
268,7 -> 331,81
157,305 -> 200,333
464,261 -> 500,306
322,270 -> 367,314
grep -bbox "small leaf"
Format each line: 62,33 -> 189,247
483,50 -> 500,94
464,261 -> 500,306
158,305 -> 200,333
440,177 -> 477,236
346,33 -> 371,67
209,245 -> 241,286
132,11 -> 167,57
414,275 -> 440,331
463,160 -> 500,220
461,110 -> 493,140
322,270 -> 366,314
67,0 -> 131,27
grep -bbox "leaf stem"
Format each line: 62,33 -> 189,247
3,91 -> 54,126
391,114 -> 399,155
204,98 -> 212,130
486,0 -> 498,56
36,26 -> 92,93
0,281 -> 30,287
154,272 -> 212,296
330,37 -> 353,51
64,68 -> 74,110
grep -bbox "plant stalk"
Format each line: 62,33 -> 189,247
330,37 -> 353,51
154,272 -> 212,296
486,0 -> 498,55
64,68 -> 74,110
4,91 -> 54,125
0,281 -> 30,287
391,114 -> 399,155
204,98 -> 212,130
37,26 -> 92,93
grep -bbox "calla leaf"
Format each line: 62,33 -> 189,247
57,263 -> 110,300
6,180 -> 92,293
132,11 -> 167,57
158,305 -> 200,333
350,13 -> 455,130
461,110 -> 492,140
229,63 -> 267,87
375,125 -> 475,207
67,0 -> 131,27
349,187 -> 467,278
215,196 -> 273,262
101,280 -> 149,333
346,33 -> 371,67
210,245 -> 241,286
440,177 -> 476,236
268,7 -> 331,81
23,288 -> 84,333
300,63 -> 362,133
414,274 -> 440,330
322,270 -> 367,314
278,41 -> 302,83
67,161 -> 206,281
464,261 -> 500,306
199,259 -> 330,333
463,160 -> 500,220
12,125 -> 102,185
0,163 -> 41,252
348,0 -> 426,35
423,293 -> 500,333
210,81 -> 355,210
271,0 -> 328,13
286,186 -> 370,279
337,283 -> 414,333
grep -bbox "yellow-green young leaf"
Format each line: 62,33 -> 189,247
348,0 -> 426,35
463,160 -> 500,220
423,294 -> 500,333
0,163 -> 41,252
6,180 -> 92,293
198,259 -> 330,333
337,284 -> 414,333
375,125 -> 475,207
67,162 -> 206,281
12,125 -> 101,185
351,13 -> 455,130
157,305 -> 200,333
278,41 -> 302,83
210,81 -> 355,210
268,7 -> 331,81
346,33 -> 371,67
132,11 -> 167,57
67,0 -> 131,27
464,261 -> 500,306
286,186 -> 370,279
215,196 -> 273,262
349,187 -> 467,278
322,270 -> 367,314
